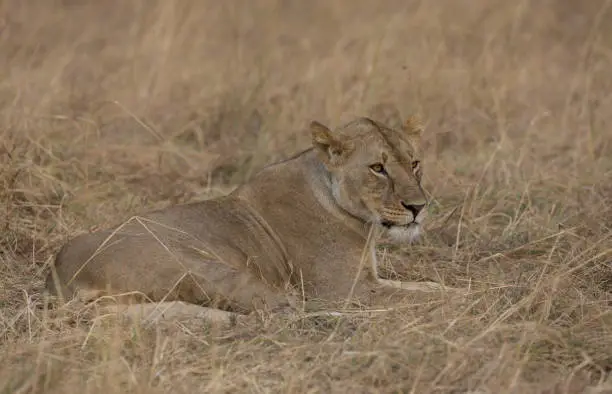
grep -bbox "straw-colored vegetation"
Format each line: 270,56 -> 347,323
1,1 -> 611,393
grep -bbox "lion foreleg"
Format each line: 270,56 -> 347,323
377,278 -> 460,292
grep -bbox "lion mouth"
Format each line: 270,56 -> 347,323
381,220 -> 394,228
380,220 -> 418,229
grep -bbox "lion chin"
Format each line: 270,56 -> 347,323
385,223 -> 422,244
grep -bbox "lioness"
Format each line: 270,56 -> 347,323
46,115 -> 455,324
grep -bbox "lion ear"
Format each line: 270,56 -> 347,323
402,115 -> 424,138
310,121 -> 344,162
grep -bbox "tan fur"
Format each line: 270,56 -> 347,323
46,114 -> 458,324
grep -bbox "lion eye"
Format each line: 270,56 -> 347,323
369,163 -> 386,174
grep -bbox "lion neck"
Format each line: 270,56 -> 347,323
236,149 -> 375,242
303,151 -> 375,239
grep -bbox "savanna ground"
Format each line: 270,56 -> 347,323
1,1 -> 611,393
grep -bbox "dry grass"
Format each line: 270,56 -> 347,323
1,0 -> 611,393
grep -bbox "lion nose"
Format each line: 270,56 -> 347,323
401,202 -> 425,217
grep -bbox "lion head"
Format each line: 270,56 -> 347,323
311,116 -> 427,243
